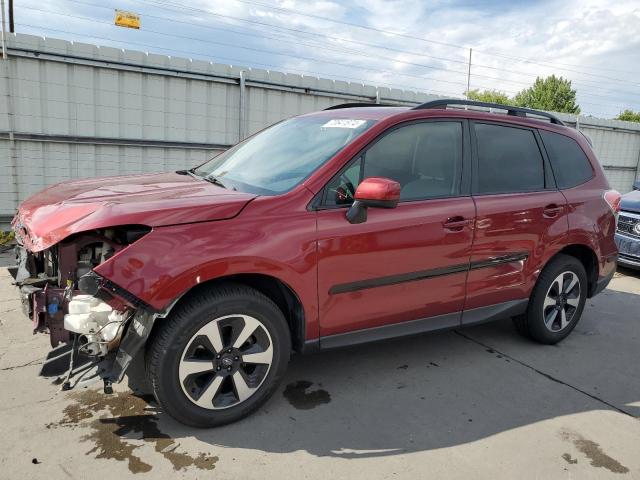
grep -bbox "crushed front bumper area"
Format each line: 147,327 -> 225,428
13,244 -> 156,392
39,311 -> 155,392
15,245 -> 71,347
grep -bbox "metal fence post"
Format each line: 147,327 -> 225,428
2,44 -> 17,215
239,70 -> 246,142
635,143 -> 640,184
1,0 -> 7,60
466,48 -> 472,100
375,88 -> 380,104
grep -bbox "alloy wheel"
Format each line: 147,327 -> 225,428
178,314 -> 273,409
542,271 -> 581,332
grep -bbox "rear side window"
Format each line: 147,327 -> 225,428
540,130 -> 594,189
474,123 -> 545,194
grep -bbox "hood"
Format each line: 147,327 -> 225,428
13,172 -> 257,251
620,190 -> 640,215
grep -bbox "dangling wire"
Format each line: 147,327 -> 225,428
60,334 -> 78,391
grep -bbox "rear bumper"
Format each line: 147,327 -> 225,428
591,267 -> 615,297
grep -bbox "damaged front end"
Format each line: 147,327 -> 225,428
12,223 -> 156,393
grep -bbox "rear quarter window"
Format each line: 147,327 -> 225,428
540,130 -> 594,189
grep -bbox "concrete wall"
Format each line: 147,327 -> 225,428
1,32 -> 639,219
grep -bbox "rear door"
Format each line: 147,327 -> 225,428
464,122 -> 568,321
315,120 -> 475,342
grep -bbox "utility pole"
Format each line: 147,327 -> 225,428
8,0 -> 13,33
466,48 -> 472,99
1,0 -> 7,60
238,70 -> 246,141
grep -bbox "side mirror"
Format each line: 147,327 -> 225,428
346,177 -> 401,224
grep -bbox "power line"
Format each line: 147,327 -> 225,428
16,1 -> 636,111
11,24 -> 470,98
36,1 -> 532,89
169,0 -> 640,82
178,0 -> 471,52
55,0 -> 640,99
132,0 -> 640,95
472,49 -> 640,89
471,49 -> 640,79
15,22 -> 506,93
15,22 -> 622,118
21,3 -> 640,109
13,17 -> 628,115
23,7 -> 480,80
133,3 -> 472,69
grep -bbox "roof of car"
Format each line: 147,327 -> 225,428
303,106 -> 409,120
314,99 -> 569,128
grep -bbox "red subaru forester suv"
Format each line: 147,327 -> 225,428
12,99 -> 620,427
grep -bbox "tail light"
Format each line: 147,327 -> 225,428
603,189 -> 621,214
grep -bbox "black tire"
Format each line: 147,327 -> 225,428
513,254 -> 588,344
146,283 -> 291,427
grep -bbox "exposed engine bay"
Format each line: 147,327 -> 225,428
13,225 -> 154,392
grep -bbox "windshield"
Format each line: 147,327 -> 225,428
193,116 -> 376,194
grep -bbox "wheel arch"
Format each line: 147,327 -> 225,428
151,273 -> 307,353
552,244 -> 599,297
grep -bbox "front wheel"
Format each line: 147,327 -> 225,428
146,283 -> 291,427
514,254 -> 587,344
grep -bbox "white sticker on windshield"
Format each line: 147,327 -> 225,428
322,119 -> 367,129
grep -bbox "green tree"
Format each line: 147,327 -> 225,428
514,75 -> 580,114
466,89 -> 513,105
616,110 -> 640,122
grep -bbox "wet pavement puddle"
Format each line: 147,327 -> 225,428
283,380 -> 331,410
47,390 -> 218,474
560,429 -> 629,474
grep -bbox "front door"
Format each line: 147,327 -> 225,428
315,120 -> 475,343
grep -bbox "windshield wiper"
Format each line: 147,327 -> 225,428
176,168 -> 200,179
177,169 -> 227,189
202,175 -> 227,189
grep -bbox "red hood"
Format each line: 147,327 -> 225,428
13,172 -> 257,251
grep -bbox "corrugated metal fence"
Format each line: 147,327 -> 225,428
1,33 -> 639,221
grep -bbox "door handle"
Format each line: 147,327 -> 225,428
443,216 -> 471,232
543,204 -> 564,218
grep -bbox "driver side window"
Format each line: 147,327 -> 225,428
324,121 -> 463,206
326,157 -> 363,206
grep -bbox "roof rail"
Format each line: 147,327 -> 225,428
324,102 -> 395,110
412,99 -> 565,126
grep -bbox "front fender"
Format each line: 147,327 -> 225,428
94,213 -> 318,337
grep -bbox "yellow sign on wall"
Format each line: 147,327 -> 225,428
114,10 -> 140,29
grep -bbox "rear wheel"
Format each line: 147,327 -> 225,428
147,283 -> 291,427
514,254 -> 587,344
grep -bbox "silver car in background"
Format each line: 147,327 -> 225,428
616,185 -> 640,269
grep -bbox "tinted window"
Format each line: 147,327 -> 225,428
540,130 -> 594,189
475,123 -> 544,194
324,122 -> 462,205
326,157 -> 362,206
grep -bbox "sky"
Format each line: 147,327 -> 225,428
11,0 -> 640,118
